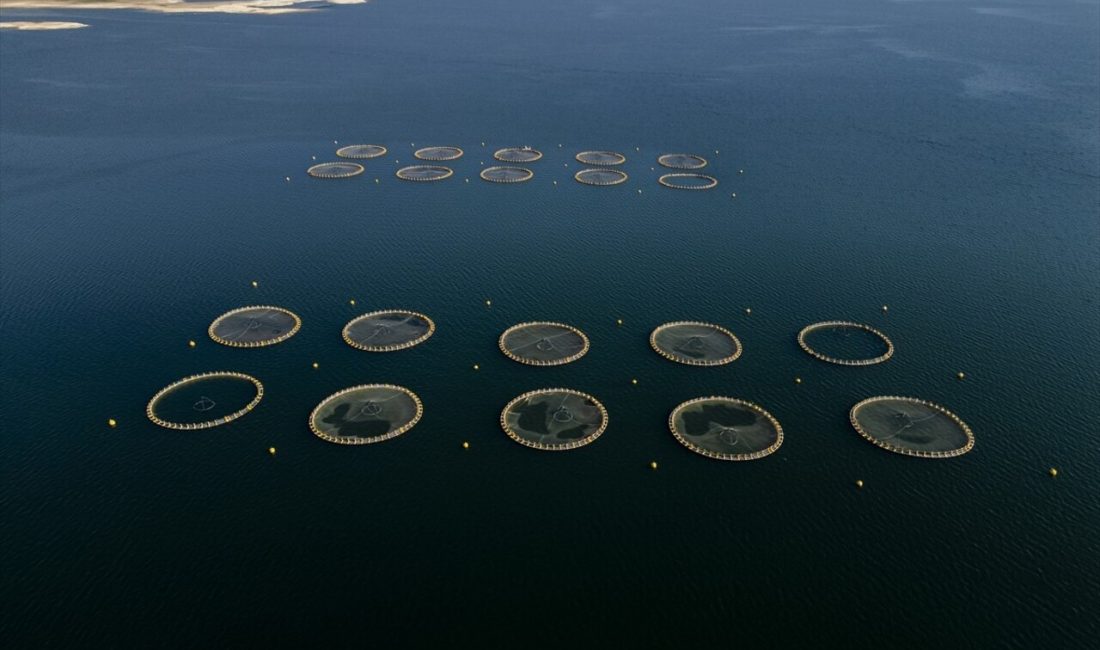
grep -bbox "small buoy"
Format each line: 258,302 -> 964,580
616,318 -> 623,326
485,299 -> 491,306
312,362 -> 319,369
188,340 -> 196,348
269,447 -> 277,455
957,372 -> 966,380
462,441 -> 470,449
375,178 -> 380,183
882,305 -> 889,312
251,280 -> 258,288
284,176 -> 290,182
553,181 -> 558,185
795,377 -> 802,384
631,378 -> 638,385
1049,468 -> 1058,477
650,461 -> 658,470
480,162 -> 484,166
745,308 -> 752,315
558,144 -> 562,148
637,189 -> 642,194
473,364 -> 480,370
107,418 -> 117,428
465,178 -> 470,183
715,149 -> 719,154
731,193 -> 737,198
349,299 -> 356,306
311,155 -> 316,160
481,142 -> 485,146
635,147 -> 640,151
738,169 -> 744,174
855,479 -> 864,488
410,143 -> 414,147
333,140 -> 338,144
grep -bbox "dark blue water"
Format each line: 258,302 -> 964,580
2,1 -> 1098,647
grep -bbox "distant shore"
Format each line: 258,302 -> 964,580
0,0 -> 366,16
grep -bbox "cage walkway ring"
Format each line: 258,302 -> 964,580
574,168 -> 628,186
499,321 -> 590,366
658,173 -> 718,190
850,396 -> 974,458
650,321 -> 743,366
500,388 -> 608,451
309,384 -> 424,445
307,162 -> 365,179
494,147 -> 543,163
669,396 -> 784,461
575,150 -> 626,166
480,166 -> 534,184
396,165 -> 454,182
146,371 -> 264,430
797,320 -> 894,366
658,153 -> 708,169
208,305 -> 302,348
414,146 -> 464,161
336,144 -> 388,159
342,310 -> 436,352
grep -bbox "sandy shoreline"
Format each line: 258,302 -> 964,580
0,0 -> 365,16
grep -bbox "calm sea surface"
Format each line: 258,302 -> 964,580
2,1 -> 1098,647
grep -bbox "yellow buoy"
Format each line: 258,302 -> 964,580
616,318 -> 623,326
188,340 -> 196,348
462,441 -> 470,450
485,299 -> 491,306
650,461 -> 658,470
107,418 -> 117,428
957,372 -> 966,380
855,479 -> 864,488
473,364 -> 480,370
1049,468 -> 1058,477
268,447 -> 276,455
631,378 -> 638,385
795,377 -> 802,384
312,362 -> 319,369
251,280 -> 258,288
349,299 -> 356,305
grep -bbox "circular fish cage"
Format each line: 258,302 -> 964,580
657,173 -> 718,190
650,321 -> 742,366
309,384 -> 423,445
494,147 -> 543,163
307,162 -> 365,179
574,168 -> 628,186
575,151 -> 626,166
657,153 -> 708,170
335,144 -> 388,159
669,397 -> 783,461
208,306 -> 301,348
414,146 -> 464,161
480,166 -> 534,184
147,371 -> 264,430
500,388 -> 608,451
850,396 -> 974,458
797,321 -> 894,366
396,165 -> 453,182
499,321 -> 590,366
342,310 -> 435,352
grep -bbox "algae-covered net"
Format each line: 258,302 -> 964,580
669,397 -> 783,461
342,310 -> 435,352
650,321 -> 742,366
494,147 -> 543,163
336,144 -> 387,159
414,146 -> 463,161
574,168 -> 628,186
480,166 -> 534,183
500,388 -> 608,450
657,153 -> 708,169
396,165 -> 453,182
499,322 -> 589,366
850,396 -> 974,458
208,306 -> 301,348
309,384 -> 423,445
575,150 -> 626,165
147,371 -> 263,430
307,162 -> 365,178
798,321 -> 894,366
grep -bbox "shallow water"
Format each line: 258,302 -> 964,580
2,0 -> 1098,646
